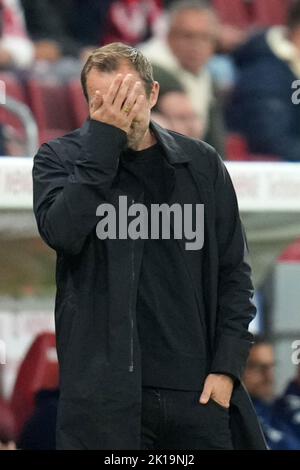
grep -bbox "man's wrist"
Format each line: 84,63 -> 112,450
210,372 -> 236,385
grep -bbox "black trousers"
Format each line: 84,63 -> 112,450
141,386 -> 234,450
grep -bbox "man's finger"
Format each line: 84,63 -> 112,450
105,73 -> 124,105
90,90 -> 102,114
128,94 -> 145,120
113,74 -> 134,110
122,80 -> 143,114
199,382 -> 212,404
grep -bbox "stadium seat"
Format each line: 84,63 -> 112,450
68,80 -> 88,128
0,73 -> 27,133
226,133 -> 249,161
253,0 -> 290,27
279,238 -> 300,262
0,398 -> 16,443
27,80 -> 75,145
39,128 -> 70,144
10,332 -> 59,438
213,0 -> 291,28
226,133 -> 281,162
212,0 -> 250,27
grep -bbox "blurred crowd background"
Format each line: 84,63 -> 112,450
0,0 -> 300,451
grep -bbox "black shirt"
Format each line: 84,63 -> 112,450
121,142 -> 207,390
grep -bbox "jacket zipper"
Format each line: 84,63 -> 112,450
128,197 -> 135,372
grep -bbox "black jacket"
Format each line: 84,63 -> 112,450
32,119 -> 267,449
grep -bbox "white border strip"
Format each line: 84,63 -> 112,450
0,158 -> 300,212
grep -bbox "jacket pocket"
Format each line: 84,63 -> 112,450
209,398 -> 230,412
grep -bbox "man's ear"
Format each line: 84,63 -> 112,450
150,81 -> 160,109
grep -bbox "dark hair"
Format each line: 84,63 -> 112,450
166,0 -> 217,25
288,0 -> 300,30
81,42 -> 154,102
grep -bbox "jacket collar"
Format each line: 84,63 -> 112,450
149,120 -> 192,164
80,118 -> 192,165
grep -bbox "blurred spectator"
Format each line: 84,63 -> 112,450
22,0 -> 164,57
0,124 -> 26,156
208,15 -> 247,96
154,91 -> 204,139
28,56 -> 81,84
227,0 -> 300,162
18,388 -> 58,450
139,0 -> 226,156
21,0 -> 81,59
244,338 -> 275,403
272,365 -> 300,444
2,124 -> 26,155
0,0 -> 34,70
151,64 -> 204,139
76,0 -> 112,47
21,2 -> 129,82
103,0 -> 163,46
244,338 -> 300,449
21,0 -> 83,83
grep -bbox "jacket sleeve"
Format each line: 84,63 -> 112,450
32,119 -> 127,256
209,150 -> 256,382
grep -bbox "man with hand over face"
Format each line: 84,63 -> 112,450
32,43 -> 266,450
